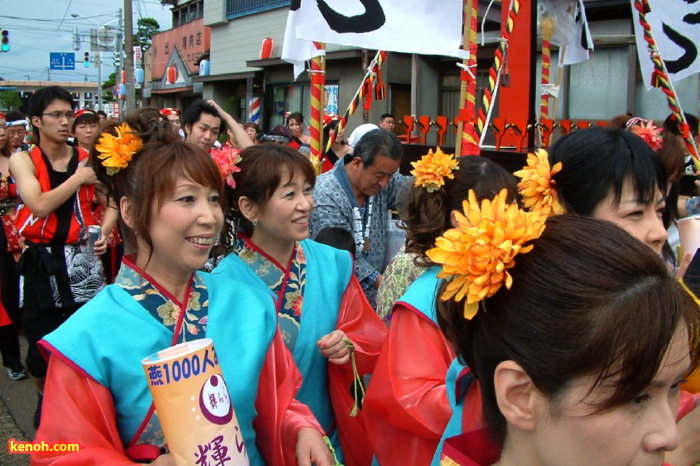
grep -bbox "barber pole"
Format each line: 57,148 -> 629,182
248,96 -> 261,124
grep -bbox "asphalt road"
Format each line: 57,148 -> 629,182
0,335 -> 37,466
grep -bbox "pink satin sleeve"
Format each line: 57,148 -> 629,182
254,329 -> 324,466
362,302 -> 456,466
32,356 -> 141,465
336,275 -> 388,375
327,275 -> 388,466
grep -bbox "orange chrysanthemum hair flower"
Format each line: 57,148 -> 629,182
514,149 -> 564,216
426,189 -> 545,320
95,123 -> 143,175
411,147 -> 459,193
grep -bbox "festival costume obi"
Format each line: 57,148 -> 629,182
35,259 -> 320,465
214,238 -> 387,466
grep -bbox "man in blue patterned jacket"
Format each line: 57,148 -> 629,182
310,129 -> 405,308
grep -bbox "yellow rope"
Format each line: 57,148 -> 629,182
323,436 -> 343,466
342,337 -> 365,417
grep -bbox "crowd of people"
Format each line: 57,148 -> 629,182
1,84 -> 700,466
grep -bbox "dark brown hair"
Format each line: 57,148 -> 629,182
220,143 -> 316,250
438,214 -> 700,446
404,156 -> 518,266
90,107 -> 224,257
549,127 -> 667,216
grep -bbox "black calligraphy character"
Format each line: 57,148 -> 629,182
189,34 -> 194,48
683,0 -> 700,24
315,0 -> 386,34
196,32 -> 202,46
182,36 -> 187,50
662,23 -> 698,74
574,8 -> 592,52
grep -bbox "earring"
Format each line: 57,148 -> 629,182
252,220 -> 258,226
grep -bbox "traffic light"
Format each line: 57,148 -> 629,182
113,51 -> 121,67
1,30 -> 9,53
83,51 -> 90,67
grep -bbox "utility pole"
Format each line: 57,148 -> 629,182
96,52 -> 103,112
116,8 -> 124,114
124,0 -> 135,112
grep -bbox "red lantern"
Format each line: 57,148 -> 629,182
260,37 -> 274,60
167,66 -> 177,84
120,69 -> 126,84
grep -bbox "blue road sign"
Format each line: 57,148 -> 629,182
49,52 -> 76,71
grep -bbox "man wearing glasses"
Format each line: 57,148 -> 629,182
4,110 -> 30,153
9,86 -> 114,429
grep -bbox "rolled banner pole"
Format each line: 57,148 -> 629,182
540,40 -> 551,120
141,338 -> 248,466
309,41 -> 326,167
477,0 -> 521,142
332,51 -> 387,153
456,0 -> 480,157
633,0 -> 700,170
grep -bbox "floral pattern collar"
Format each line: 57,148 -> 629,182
233,236 -> 306,351
116,255 -> 209,343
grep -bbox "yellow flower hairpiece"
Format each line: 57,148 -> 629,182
426,189 -> 545,320
95,123 -> 143,176
514,149 -> 564,216
410,148 -> 459,193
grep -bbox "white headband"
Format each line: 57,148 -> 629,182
5,119 -> 27,128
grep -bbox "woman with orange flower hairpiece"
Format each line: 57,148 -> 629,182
431,126 -> 700,465
34,108 -> 335,466
430,214 -> 700,465
363,150 -> 518,466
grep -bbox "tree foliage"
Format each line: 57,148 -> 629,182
135,17 -> 160,51
102,72 -> 117,102
0,90 -> 22,111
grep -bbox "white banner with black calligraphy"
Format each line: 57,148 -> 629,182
282,0 -> 466,79
631,0 -> 700,88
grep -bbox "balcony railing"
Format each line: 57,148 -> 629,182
226,0 -> 290,20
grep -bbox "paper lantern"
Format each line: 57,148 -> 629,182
118,83 -> 126,100
135,68 -> 145,85
167,66 -> 177,84
120,69 -> 126,84
260,37 -> 273,60
199,59 -> 210,77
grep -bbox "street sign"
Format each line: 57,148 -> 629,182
49,52 -> 75,70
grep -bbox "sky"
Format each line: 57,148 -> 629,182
0,0 -> 174,82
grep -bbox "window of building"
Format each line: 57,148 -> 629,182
173,0 -> 204,27
264,82 -> 338,134
226,0 -> 290,21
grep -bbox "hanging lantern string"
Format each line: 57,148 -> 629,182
329,51 -> 387,154
633,0 -> 700,169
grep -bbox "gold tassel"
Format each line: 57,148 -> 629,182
342,337 -> 365,417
